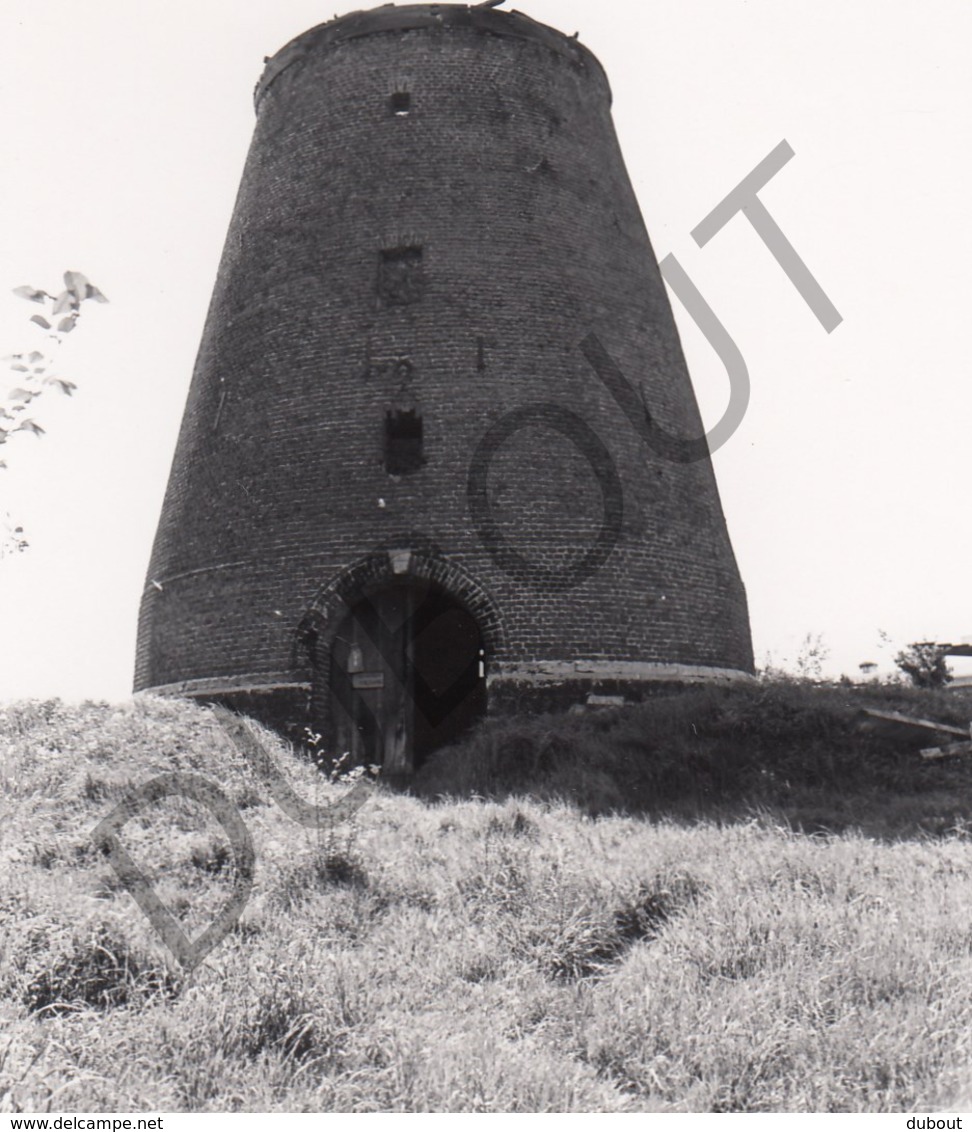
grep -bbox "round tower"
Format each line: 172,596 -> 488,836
135,2 -> 754,771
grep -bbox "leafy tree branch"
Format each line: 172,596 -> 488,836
1,271 -> 108,557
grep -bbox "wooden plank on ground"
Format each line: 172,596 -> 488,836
921,740 -> 972,760
860,708 -> 969,737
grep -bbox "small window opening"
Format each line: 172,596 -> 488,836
390,91 -> 411,116
378,246 -> 424,306
384,409 -> 424,475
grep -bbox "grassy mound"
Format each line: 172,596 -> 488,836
414,681 -> 972,837
2,692 -> 972,1112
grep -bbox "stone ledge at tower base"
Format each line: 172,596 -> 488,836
138,660 -> 756,753
136,675 -> 312,745
486,660 -> 757,716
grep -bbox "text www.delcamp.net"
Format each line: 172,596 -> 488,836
9,1120 -> 163,1130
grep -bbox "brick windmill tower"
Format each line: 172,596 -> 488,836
135,2 -> 754,773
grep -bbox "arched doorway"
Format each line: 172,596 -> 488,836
327,580 -> 486,774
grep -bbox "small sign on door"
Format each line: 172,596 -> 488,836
351,671 -> 385,690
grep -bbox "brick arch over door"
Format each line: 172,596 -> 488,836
294,551 -> 507,712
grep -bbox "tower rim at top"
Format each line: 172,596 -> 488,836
255,2 -> 611,110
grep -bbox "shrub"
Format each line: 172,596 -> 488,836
894,642 -> 953,689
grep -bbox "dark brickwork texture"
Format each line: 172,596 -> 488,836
135,3 -> 754,733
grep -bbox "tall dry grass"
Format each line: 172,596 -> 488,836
1,692 -> 971,1112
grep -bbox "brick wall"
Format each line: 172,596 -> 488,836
135,3 -> 754,727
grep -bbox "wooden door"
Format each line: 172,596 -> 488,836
328,583 -> 486,773
330,586 -> 415,774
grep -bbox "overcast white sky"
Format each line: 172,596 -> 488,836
1,0 -> 970,701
